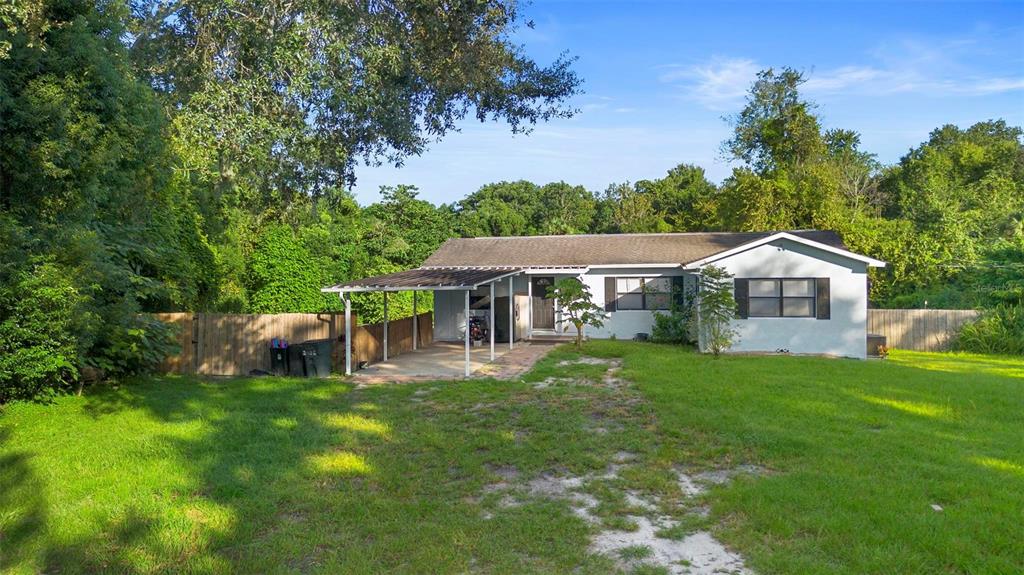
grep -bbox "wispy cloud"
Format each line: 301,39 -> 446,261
942,76 -> 1024,94
658,57 -> 759,111
663,36 -> 1024,110
802,66 -> 885,92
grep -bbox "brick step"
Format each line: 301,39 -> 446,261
527,334 -> 576,342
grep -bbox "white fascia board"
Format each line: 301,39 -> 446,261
474,270 -> 525,286
319,284 -> 479,292
323,285 -> 472,293
683,232 -> 886,269
320,270 -> 524,294
587,263 -> 683,269
521,267 -> 591,275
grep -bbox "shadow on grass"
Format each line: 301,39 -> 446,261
7,365 -> 619,574
41,375 -> 365,573
0,429 -> 47,573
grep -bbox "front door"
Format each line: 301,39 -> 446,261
532,277 -> 555,329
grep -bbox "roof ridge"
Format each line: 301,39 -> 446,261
447,229 -> 829,241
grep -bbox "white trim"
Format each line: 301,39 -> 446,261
419,266 -> 522,270
322,270 -> 524,293
343,293 -> 352,376
587,263 -> 683,269
527,277 -> 533,339
421,265 -> 588,271
683,232 -> 886,269
509,275 -> 515,350
489,282 -> 495,361
319,284 -> 468,292
521,267 -> 592,275
464,290 -> 471,377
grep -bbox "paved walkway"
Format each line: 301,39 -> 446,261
473,341 -> 558,380
349,341 -> 558,385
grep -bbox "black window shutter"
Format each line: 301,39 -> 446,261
671,276 -> 686,309
734,278 -> 749,319
604,277 -> 617,312
816,277 -> 831,319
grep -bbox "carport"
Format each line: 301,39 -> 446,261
322,267 -> 523,377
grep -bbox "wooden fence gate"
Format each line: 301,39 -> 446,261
155,312 -> 433,376
867,309 -> 979,352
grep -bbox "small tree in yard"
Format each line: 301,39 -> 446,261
547,278 -> 606,349
692,265 -> 738,356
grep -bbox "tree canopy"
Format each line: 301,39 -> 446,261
130,0 -> 581,199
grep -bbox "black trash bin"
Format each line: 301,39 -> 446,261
269,345 -> 289,376
301,338 -> 333,378
287,344 -> 306,377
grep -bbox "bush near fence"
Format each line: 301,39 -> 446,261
156,312 -> 432,376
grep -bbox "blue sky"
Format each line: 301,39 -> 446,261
352,1 -> 1024,205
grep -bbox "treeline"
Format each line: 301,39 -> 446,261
1,2 -> 1021,402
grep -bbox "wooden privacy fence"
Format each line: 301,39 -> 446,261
155,312 -> 433,376
868,309 -> 979,352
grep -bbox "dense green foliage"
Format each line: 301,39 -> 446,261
0,1 -> 201,398
956,305 -> 1024,355
0,257 -> 81,403
651,284 -> 695,345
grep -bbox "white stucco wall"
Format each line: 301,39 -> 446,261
580,268 -> 693,340
710,238 -> 869,359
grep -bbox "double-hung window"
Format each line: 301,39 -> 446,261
614,277 -> 672,311
747,279 -> 816,318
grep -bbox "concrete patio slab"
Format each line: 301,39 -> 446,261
350,341 -> 556,384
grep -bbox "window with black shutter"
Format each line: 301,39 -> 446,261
744,278 -> 821,318
610,277 -> 673,311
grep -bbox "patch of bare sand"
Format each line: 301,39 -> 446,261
481,462 -> 757,574
480,357 -> 760,574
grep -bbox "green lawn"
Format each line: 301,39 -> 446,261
1,343 -> 1022,574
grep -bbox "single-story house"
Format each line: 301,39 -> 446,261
323,230 -> 885,375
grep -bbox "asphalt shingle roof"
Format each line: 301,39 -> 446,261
421,230 -> 846,268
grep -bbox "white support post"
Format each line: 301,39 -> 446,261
464,289 -> 471,377
343,293 -> 352,376
489,282 -> 495,361
412,291 -> 418,351
509,275 -> 515,350
383,291 -> 389,362
557,288 -> 565,333
527,276 -> 533,340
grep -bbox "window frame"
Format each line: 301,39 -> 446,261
746,278 -> 817,318
614,277 -> 673,312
